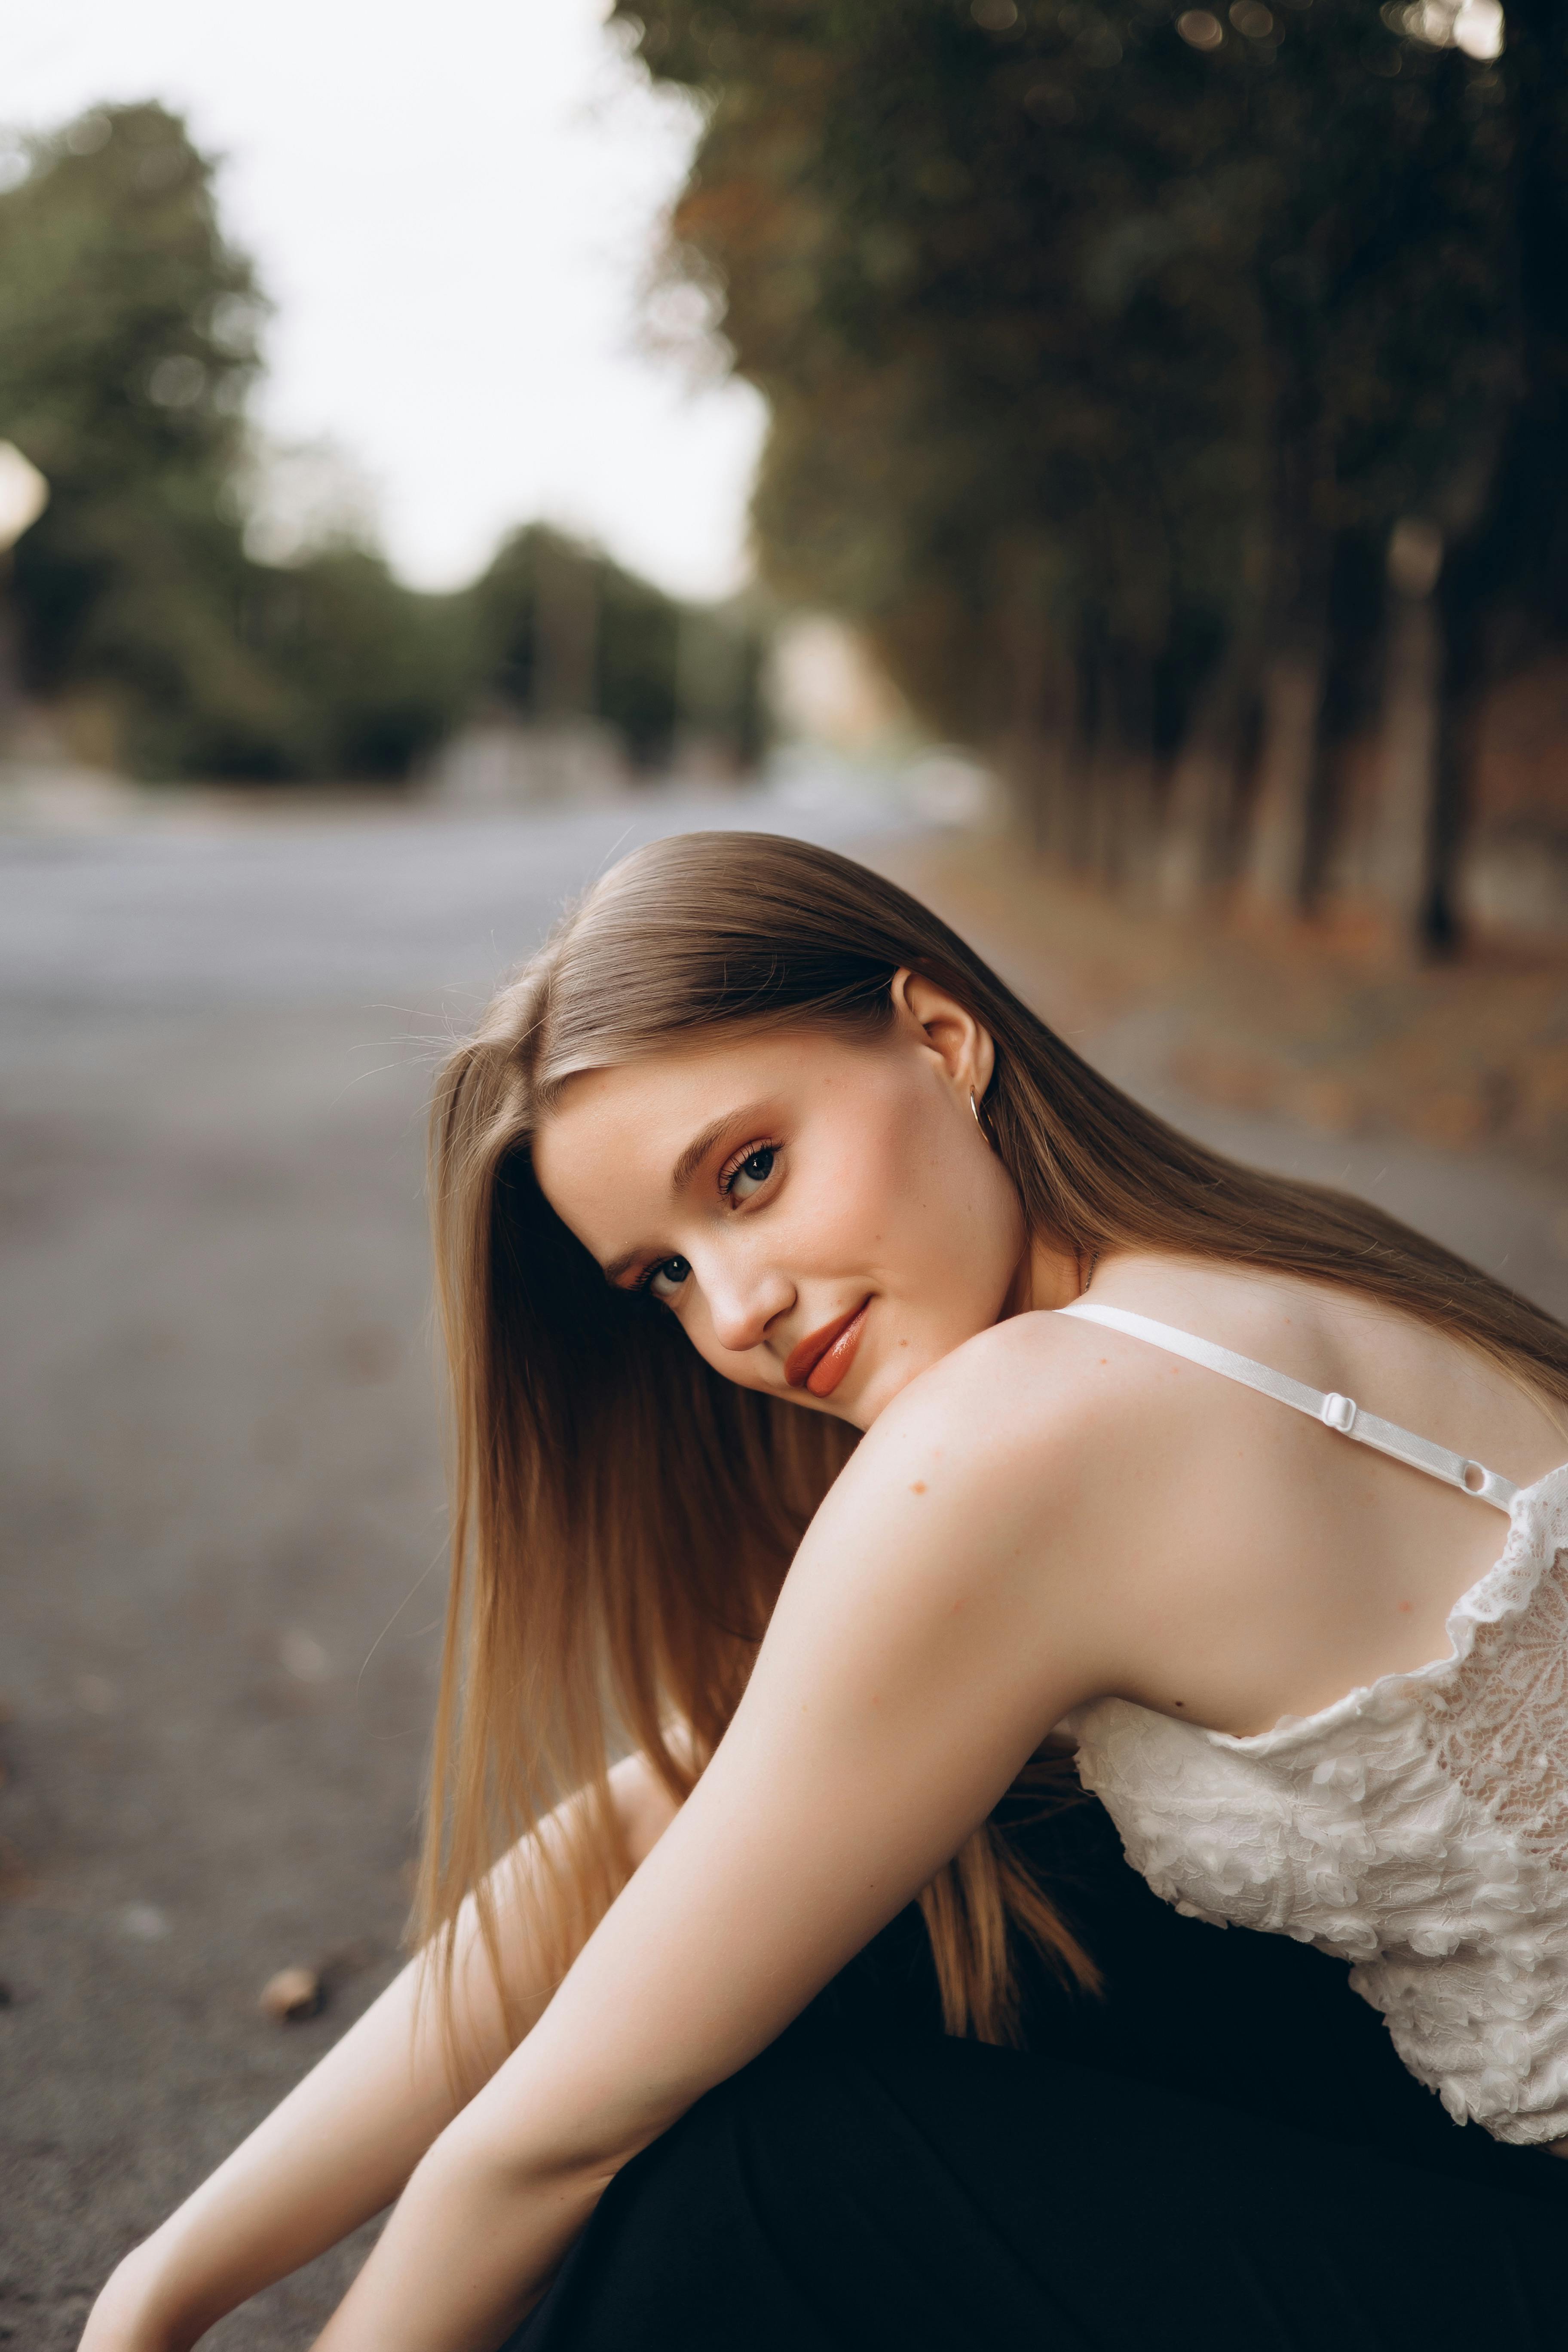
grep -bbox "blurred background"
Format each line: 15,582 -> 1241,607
3,1 -> 1567,2342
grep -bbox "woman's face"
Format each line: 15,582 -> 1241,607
532,974 -> 1038,1430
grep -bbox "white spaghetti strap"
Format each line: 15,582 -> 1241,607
1058,1301 -> 1519,1516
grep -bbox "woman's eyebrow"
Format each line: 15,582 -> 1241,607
600,1109 -> 757,1286
670,1109 -> 751,1194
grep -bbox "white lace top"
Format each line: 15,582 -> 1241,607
1057,1302 -> 1568,2147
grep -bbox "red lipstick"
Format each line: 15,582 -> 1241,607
784,1298 -> 872,1398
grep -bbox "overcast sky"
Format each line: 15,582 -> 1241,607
1,0 -> 766,599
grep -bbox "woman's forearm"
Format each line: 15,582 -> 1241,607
80,1758 -> 678,2351
310,2123 -> 616,2352
83,1949 -> 469,2351
308,1973 -> 685,2352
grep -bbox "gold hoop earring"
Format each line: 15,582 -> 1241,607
969,1087 -> 991,1139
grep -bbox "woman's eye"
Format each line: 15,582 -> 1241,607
646,1255 -> 691,1302
726,1145 -> 776,1201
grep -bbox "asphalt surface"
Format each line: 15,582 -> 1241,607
3,789 -> 1565,2348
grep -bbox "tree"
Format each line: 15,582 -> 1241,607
237,549 -> 472,781
0,102 -> 473,781
623,0 -> 1531,943
467,522 -> 768,770
1430,0 -> 1568,944
0,98 -> 779,787
0,103 -> 285,770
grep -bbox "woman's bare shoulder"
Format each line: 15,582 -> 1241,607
781,1304 -> 1169,1719
845,1296 -> 1173,1533
870,1304 -> 1089,1436
840,1259 -> 1344,1548
882,1276 -> 1196,1430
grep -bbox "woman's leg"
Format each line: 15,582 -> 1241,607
511,2018 -> 1565,2352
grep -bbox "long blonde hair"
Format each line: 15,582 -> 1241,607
421,832 -> 1568,2052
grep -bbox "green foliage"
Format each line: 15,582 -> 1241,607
0,104 -> 279,768
597,552 -> 685,764
237,551 -> 473,781
0,104 -> 262,501
0,102 -> 760,783
620,0 -> 1527,766
467,522 -> 769,769
1447,0 -> 1568,652
0,104 -> 475,781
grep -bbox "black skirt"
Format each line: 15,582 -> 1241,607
512,1796 -> 1568,2351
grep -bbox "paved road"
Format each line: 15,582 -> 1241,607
0,787 -> 921,2349
3,790 -> 1564,2348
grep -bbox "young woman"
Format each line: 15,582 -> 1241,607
84,834 -> 1568,2352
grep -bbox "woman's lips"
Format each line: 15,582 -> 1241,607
784,1298 -> 872,1398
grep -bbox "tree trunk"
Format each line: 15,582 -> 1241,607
1422,684 -> 1476,959
998,619 -> 1076,857
1494,0 -> 1568,638
991,541 -> 1078,858
1002,716 -> 1061,857
0,558 -> 21,756
1242,308 -> 1338,918
533,536 -> 598,721
1099,649 -> 1160,898
1373,521 -> 1445,947
1244,639 -> 1326,913
1415,0 -> 1568,957
1158,639 -> 1257,911
1062,640 -> 1105,876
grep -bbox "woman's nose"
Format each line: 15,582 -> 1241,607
704,1260 -> 793,1356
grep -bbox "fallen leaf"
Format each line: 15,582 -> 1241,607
259,1965 -> 322,2022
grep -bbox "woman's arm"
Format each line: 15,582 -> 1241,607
311,1347 -> 1110,2351
79,1755 -> 683,2352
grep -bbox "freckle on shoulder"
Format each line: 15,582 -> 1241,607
910,1480 -> 927,1494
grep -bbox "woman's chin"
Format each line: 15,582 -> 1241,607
835,1338 -> 952,1429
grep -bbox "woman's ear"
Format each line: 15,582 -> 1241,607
890,969 -> 996,1101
